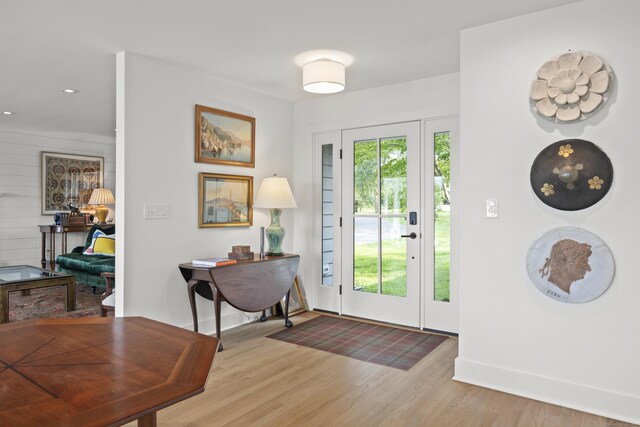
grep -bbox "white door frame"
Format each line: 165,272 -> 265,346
310,115 -> 459,333
312,131 -> 342,313
421,116 -> 459,333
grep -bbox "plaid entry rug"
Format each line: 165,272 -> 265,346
267,315 -> 448,370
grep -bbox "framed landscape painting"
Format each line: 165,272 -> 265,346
195,105 -> 255,168
41,152 -> 104,214
198,173 -> 253,228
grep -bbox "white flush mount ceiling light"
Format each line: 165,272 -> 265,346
2,111 -> 15,115
303,59 -> 345,94
61,88 -> 80,94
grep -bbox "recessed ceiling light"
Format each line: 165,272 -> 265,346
61,88 -> 80,94
2,111 -> 15,115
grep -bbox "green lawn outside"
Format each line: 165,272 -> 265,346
353,210 -> 450,300
434,209 -> 450,302
354,238 -> 407,296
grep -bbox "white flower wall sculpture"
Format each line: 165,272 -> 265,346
530,52 -> 612,122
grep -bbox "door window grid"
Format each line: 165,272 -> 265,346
353,137 -> 408,297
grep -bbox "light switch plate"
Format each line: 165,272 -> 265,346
486,199 -> 499,218
144,203 -> 168,219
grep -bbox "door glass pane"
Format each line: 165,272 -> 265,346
381,217 -> 407,297
354,216 -> 378,293
354,140 -> 378,214
321,144 -> 334,286
380,137 -> 407,214
434,132 -> 451,302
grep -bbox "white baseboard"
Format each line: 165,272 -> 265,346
182,310 -> 264,337
454,357 -> 640,425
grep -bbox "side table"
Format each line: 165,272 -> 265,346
178,253 -> 300,351
0,265 -> 76,323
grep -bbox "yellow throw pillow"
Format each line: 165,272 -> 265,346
93,236 -> 115,255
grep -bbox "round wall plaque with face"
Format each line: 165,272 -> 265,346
526,227 -> 614,304
530,139 -> 613,211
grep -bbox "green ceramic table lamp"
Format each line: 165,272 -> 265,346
253,175 -> 297,256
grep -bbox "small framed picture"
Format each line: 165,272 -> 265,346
198,173 -> 253,228
195,104 -> 255,168
279,276 -> 307,317
41,152 -> 104,214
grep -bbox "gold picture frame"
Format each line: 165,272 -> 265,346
195,104 -> 255,168
41,152 -> 104,215
279,276 -> 307,317
198,173 -> 253,228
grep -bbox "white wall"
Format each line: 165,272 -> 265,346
118,53 -> 294,332
455,0 -> 640,423
293,73 -> 460,307
0,130 -> 115,267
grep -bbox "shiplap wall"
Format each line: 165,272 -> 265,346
0,130 -> 115,267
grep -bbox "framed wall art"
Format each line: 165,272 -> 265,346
41,152 -> 104,214
195,104 -> 255,168
529,51 -> 613,123
530,139 -> 613,211
279,276 -> 308,317
526,227 -> 615,304
198,173 -> 253,228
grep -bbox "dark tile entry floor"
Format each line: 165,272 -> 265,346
267,315 -> 448,370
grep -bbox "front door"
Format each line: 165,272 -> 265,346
342,122 -> 421,327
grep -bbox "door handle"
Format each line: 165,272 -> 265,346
400,232 -> 417,239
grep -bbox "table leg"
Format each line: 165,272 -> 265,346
213,285 -> 223,351
284,289 -> 293,328
259,310 -> 268,322
187,280 -> 199,332
0,289 -> 8,324
49,230 -> 56,271
137,412 -> 157,427
66,278 -> 77,312
62,231 -> 68,255
41,232 -> 47,269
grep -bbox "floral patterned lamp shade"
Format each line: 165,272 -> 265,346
530,52 -> 613,122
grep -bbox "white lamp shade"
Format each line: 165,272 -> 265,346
88,188 -> 115,205
303,59 -> 345,94
254,176 -> 297,209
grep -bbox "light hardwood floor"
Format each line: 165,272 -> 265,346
134,312 -> 632,426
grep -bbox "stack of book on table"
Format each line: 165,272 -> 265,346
192,257 -> 237,267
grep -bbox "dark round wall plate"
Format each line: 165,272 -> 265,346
530,139 -> 612,211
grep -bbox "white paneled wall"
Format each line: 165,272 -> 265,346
0,130 -> 115,267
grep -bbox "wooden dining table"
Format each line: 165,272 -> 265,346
0,316 -> 218,427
